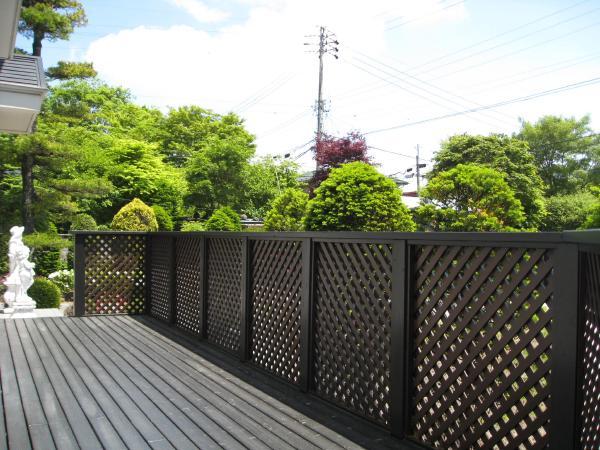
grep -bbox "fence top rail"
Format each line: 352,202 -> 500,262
70,230 -> 599,245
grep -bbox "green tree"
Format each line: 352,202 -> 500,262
19,0 -> 87,56
582,186 -> 600,229
243,156 -> 300,218
111,198 -> 158,231
542,192 -> 596,231
416,164 -> 526,231
151,205 -> 174,231
305,162 -> 415,231
46,61 -> 97,80
185,136 -> 254,217
517,115 -> 599,195
264,188 -> 308,231
204,207 -> 241,231
160,106 -> 254,167
431,134 -> 546,229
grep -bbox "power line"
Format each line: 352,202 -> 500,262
385,0 -> 466,31
364,75 -> 600,135
234,73 -> 296,113
405,0 -> 594,74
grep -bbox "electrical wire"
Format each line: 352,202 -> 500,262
363,75 -> 600,135
385,0 -> 466,31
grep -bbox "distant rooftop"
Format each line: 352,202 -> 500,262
0,55 -> 47,89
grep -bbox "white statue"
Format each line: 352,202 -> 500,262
2,226 -> 36,313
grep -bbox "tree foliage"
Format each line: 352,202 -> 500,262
151,205 -> 174,231
305,162 -> 415,231
417,164 -> 526,231
46,61 -> 97,80
582,186 -> 600,229
310,132 -> 371,191
264,188 -> 308,231
430,134 -> 546,229
160,106 -> 254,167
110,198 -> 158,232
518,115 -> 599,196
542,192 -> 596,231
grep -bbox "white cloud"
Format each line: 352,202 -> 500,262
85,0 -> 600,192
169,0 -> 229,23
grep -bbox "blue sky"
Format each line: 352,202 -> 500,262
16,0 -> 600,189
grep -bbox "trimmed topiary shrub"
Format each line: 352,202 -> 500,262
305,162 -> 416,231
111,198 -> 158,232
151,205 -> 174,231
205,208 -> 241,231
264,188 -> 308,231
29,277 -> 61,309
219,206 -> 242,231
69,213 -> 97,231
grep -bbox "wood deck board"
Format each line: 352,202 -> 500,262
0,316 -> 415,450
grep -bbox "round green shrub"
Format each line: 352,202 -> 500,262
205,208 -> 240,231
305,162 -> 416,231
23,232 -> 70,277
151,205 -> 174,231
264,188 -> 308,231
180,221 -> 205,232
29,277 -> 61,309
219,206 -> 242,230
111,198 -> 158,231
70,213 -> 97,231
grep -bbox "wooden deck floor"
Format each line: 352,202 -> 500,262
0,316 -> 414,450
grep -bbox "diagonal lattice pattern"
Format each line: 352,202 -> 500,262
580,251 -> 600,450
83,234 -> 146,315
313,241 -> 392,427
410,245 -> 553,450
250,239 -> 302,384
148,235 -> 172,322
206,237 -> 243,353
175,235 -> 203,335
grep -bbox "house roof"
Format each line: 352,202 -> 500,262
0,55 -> 47,92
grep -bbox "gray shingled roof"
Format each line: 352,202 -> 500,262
0,55 -> 47,90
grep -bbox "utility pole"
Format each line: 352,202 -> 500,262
416,144 -> 421,196
305,26 -> 338,170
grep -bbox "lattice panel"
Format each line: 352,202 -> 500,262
149,235 -> 172,322
313,241 -> 392,427
410,245 -> 553,449
83,234 -> 146,315
206,238 -> 243,353
580,250 -> 600,450
250,239 -> 302,384
175,235 -> 203,335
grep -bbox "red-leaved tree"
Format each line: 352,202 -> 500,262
309,132 -> 371,192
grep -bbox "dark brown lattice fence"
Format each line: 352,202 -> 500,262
250,239 -> 302,384
75,231 -> 598,449
82,234 -> 146,315
313,240 -> 393,427
410,245 -> 553,449
148,235 -> 172,321
206,237 -> 243,353
175,235 -> 204,335
580,250 -> 600,450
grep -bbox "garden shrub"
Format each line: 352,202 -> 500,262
151,205 -> 174,231
111,198 -> 158,231
0,234 -> 8,274
542,191 -> 595,231
219,206 -> 242,231
305,162 -> 416,231
48,269 -> 74,301
264,188 -> 308,231
205,208 -> 241,231
23,232 -> 70,277
29,277 -> 61,308
69,213 -> 97,231
180,221 -> 205,232
582,186 -> 600,229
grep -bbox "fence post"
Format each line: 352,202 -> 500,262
299,238 -> 313,392
549,243 -> 581,449
73,233 -> 86,317
144,233 -> 152,315
239,237 -> 252,361
169,235 -> 177,325
390,240 -> 409,438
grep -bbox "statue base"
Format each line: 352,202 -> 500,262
1,301 -> 36,314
